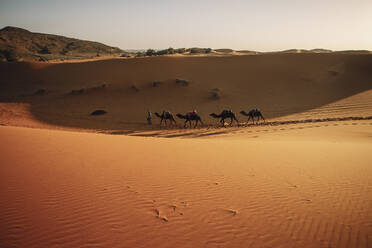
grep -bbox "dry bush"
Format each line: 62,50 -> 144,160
152,81 -> 162,87
175,79 -> 189,86
130,84 -> 140,92
210,88 -> 221,99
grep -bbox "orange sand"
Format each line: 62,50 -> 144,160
1,124 -> 371,248
1,54 -> 372,248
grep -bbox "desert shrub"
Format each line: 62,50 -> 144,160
90,110 -> 107,116
155,49 -> 168,55
175,79 -> 189,86
167,47 -> 175,54
175,48 -> 186,54
34,88 -> 47,95
130,84 -> 140,92
71,88 -> 85,95
190,48 -> 201,54
189,47 -> 213,54
210,88 -> 221,99
155,47 -> 176,55
146,49 -> 156,56
152,81 -> 161,87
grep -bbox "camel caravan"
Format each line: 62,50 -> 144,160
151,109 -> 265,128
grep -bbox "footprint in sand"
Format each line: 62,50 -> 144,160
171,203 -> 186,215
224,209 -> 238,216
154,208 -> 168,222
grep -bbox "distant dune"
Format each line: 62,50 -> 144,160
0,53 -> 371,131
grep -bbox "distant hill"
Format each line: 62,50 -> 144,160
0,26 -> 123,62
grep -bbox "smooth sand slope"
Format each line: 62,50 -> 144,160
1,124 -> 371,248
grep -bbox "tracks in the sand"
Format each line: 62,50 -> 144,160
103,115 -> 372,138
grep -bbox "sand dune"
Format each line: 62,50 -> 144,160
0,53 -> 371,132
1,53 -> 372,248
1,124 -> 371,248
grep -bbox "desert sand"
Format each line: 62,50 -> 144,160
1,53 -> 372,248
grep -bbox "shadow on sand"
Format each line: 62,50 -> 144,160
0,53 -> 371,137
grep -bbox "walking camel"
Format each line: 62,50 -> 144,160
240,109 -> 265,124
176,112 -> 204,128
155,111 -> 177,126
210,109 -> 239,127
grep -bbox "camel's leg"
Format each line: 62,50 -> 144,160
194,120 -> 198,128
230,117 -> 233,126
234,117 -> 239,126
160,118 -> 163,126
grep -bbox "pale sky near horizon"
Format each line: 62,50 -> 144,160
0,0 -> 371,51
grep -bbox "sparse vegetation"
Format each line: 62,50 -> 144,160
210,88 -> 221,99
90,110 -> 107,116
175,48 -> 186,54
189,47 -> 214,54
71,88 -> 85,95
152,81 -> 162,87
145,47 -> 185,56
34,88 -> 47,95
146,49 -> 156,56
175,79 -> 189,86
130,84 -> 140,92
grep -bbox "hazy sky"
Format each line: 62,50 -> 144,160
0,0 -> 371,51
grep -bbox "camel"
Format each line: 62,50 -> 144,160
240,109 -> 265,124
176,112 -> 204,128
155,111 -> 177,126
210,109 -> 239,127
